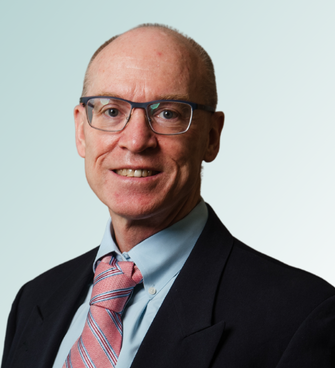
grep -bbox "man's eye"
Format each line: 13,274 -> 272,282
104,108 -> 119,117
158,110 -> 177,119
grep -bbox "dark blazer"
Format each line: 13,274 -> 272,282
2,205 -> 335,368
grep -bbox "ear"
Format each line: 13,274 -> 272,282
203,111 -> 224,162
74,104 -> 87,158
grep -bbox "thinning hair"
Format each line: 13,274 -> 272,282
82,23 -> 218,108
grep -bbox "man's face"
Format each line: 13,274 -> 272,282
75,29 -> 223,229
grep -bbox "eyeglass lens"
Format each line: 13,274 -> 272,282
86,97 -> 192,134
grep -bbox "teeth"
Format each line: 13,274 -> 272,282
127,169 -> 134,177
116,169 -> 154,177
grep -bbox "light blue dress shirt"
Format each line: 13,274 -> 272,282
52,200 -> 208,368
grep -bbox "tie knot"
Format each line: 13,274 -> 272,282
90,255 -> 143,313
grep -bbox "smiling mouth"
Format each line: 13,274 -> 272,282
115,169 -> 158,177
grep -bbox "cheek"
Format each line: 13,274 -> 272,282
164,135 -> 205,179
85,131 -> 117,164
84,135 -> 116,186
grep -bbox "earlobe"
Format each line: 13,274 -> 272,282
74,105 -> 87,158
203,111 -> 224,163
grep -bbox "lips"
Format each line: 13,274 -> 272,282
115,169 -> 157,177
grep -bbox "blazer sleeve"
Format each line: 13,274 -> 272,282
1,285 -> 25,368
276,295 -> 335,367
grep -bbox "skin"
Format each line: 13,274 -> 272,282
74,27 -> 224,252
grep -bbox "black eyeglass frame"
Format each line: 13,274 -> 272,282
79,96 -> 215,135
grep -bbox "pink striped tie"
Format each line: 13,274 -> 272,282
63,255 -> 143,368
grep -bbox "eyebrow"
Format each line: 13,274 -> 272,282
92,92 -> 191,102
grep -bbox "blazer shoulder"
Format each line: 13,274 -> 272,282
205,203 -> 334,296
19,247 -> 98,305
229,237 -> 335,303
2,248 -> 99,368
207,214 -> 335,367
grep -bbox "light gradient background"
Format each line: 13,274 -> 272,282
1,0 -> 334,355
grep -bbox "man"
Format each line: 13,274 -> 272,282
2,24 -> 335,368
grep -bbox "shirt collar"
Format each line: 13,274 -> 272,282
94,200 -> 208,296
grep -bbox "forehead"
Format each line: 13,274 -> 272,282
86,28 -> 204,101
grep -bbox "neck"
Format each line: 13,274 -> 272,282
110,196 -> 201,253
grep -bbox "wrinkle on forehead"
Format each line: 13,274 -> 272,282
119,56 -> 187,71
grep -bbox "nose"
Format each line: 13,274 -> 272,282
118,108 -> 158,153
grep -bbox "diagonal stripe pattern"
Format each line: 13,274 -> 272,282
63,255 -> 143,368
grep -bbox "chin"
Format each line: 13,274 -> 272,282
107,197 -> 166,221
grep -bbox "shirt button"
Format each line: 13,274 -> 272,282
148,286 -> 157,295
122,252 -> 130,260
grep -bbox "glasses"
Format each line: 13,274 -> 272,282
80,96 -> 215,135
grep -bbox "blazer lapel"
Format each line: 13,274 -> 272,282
8,250 -> 96,368
131,205 -> 234,368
